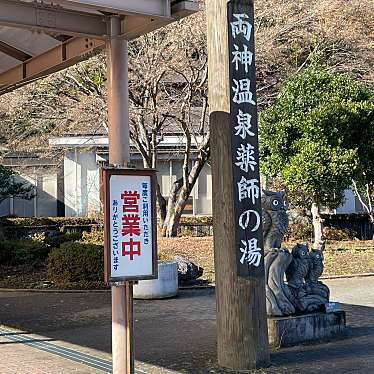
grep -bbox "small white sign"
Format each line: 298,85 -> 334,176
108,172 -> 156,280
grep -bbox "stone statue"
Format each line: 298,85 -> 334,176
261,190 -> 289,253
286,243 -> 310,289
262,190 -> 330,316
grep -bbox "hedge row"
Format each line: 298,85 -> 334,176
0,217 -> 98,228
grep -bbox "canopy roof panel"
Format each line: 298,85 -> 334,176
59,0 -> 171,18
0,0 -> 197,94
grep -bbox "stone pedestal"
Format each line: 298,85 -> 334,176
268,311 -> 346,347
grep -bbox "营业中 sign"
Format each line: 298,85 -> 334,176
102,168 -> 157,282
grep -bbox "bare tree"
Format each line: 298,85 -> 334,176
1,12 -> 209,237
1,0 -> 372,235
2,0 -> 372,140
127,11 -> 209,236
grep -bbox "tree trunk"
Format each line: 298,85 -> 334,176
164,212 -> 181,237
163,190 -> 189,237
159,137 -> 210,237
369,212 -> 374,224
369,212 -> 374,240
155,182 -> 167,228
351,180 -> 374,238
311,202 -> 323,250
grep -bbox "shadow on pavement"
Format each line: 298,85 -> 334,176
0,289 -> 374,373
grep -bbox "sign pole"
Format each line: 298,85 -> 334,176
206,0 -> 269,370
106,15 -> 134,374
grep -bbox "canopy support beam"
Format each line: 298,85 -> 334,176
0,0 -> 198,94
0,40 -> 32,61
0,37 -> 104,94
0,0 -> 107,38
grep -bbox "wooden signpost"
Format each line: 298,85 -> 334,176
207,0 -> 269,370
227,0 -> 264,279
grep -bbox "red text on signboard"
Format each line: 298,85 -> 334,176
121,191 -> 141,260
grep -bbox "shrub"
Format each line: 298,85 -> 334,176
285,222 -> 313,241
323,226 -> 357,241
44,232 -> 83,248
0,239 -> 50,266
47,242 -> 104,285
81,229 -> 104,245
0,217 -> 98,227
180,216 -> 213,225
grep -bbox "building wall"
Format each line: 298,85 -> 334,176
335,189 -> 366,214
37,174 -> 59,217
335,189 -> 356,214
0,151 -> 362,219
193,164 -> 212,215
61,149 -> 363,218
0,168 -> 58,217
0,198 -> 10,216
62,152 -> 213,217
64,151 -> 100,217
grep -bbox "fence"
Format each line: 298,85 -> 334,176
2,224 -> 101,240
1,214 -> 373,240
178,222 -> 214,237
321,213 -> 374,240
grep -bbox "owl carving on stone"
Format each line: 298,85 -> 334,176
307,250 -> 324,283
261,190 -> 289,253
286,243 -> 310,289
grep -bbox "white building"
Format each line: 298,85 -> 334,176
0,153 -> 63,217
0,135 -> 364,218
49,135 -> 213,217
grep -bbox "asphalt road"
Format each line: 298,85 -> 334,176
0,277 -> 373,373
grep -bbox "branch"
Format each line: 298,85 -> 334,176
65,74 -> 91,96
199,96 -> 208,135
366,182 -> 373,213
130,130 -> 151,168
352,179 -> 371,214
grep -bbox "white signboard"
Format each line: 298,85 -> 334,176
103,169 -> 157,282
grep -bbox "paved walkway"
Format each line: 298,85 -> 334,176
0,333 -> 102,374
0,277 -> 373,373
0,328 -> 112,373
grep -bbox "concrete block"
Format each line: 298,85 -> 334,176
133,261 -> 178,299
268,311 -> 346,347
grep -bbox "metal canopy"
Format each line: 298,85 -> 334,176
0,0 -> 197,94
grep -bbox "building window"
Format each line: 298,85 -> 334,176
182,197 -> 194,215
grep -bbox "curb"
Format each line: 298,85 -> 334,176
179,284 -> 215,290
320,272 -> 374,280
